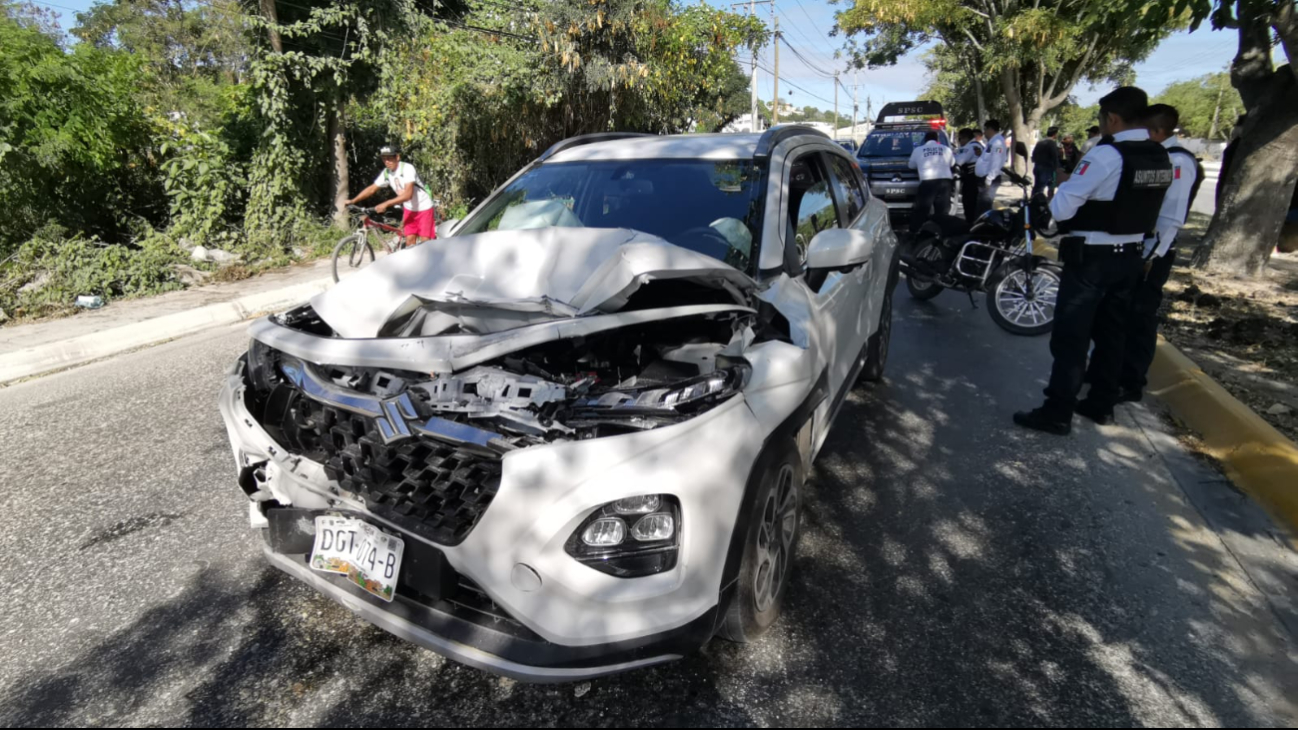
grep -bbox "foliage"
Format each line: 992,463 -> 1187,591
837,0 -> 1179,144
0,15 -> 163,255
159,125 -> 246,248
371,0 -> 763,206
1153,72 -> 1244,139
0,226 -> 186,319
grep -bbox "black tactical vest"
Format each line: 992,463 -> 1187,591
1166,146 -> 1206,211
1058,137 -> 1173,236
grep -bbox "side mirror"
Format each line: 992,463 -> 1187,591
437,218 -> 461,238
806,228 -> 876,269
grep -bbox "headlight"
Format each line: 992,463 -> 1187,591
574,364 -> 750,416
565,494 -> 681,578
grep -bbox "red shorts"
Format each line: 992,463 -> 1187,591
402,207 -> 436,239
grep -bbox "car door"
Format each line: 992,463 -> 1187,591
819,152 -> 877,395
781,150 -> 864,415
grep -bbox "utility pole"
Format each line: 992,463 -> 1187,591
772,16 -> 780,125
732,0 -> 772,132
833,72 -> 839,140
850,69 -> 858,144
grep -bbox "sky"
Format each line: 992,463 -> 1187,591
34,0 -> 1246,116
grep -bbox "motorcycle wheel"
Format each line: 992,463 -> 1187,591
904,242 -> 946,301
986,259 -> 1062,336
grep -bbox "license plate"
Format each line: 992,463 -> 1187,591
310,516 -> 404,603
885,187 -> 908,197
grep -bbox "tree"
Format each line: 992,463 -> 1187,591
837,0 -> 1180,169
0,14 -> 160,253
1167,0 -> 1298,277
1152,72 -> 1244,140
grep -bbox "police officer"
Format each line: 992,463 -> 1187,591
908,130 -> 956,230
954,128 -> 986,223
1014,87 -> 1173,435
974,119 -> 1009,216
1096,103 -> 1201,403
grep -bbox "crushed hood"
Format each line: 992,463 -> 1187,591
312,227 -> 758,339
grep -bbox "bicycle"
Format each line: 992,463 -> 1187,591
331,205 -> 409,283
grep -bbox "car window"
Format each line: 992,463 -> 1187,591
785,154 -> 840,267
456,160 -> 763,272
826,154 -> 867,222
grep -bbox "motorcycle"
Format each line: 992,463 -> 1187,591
900,167 -> 1062,336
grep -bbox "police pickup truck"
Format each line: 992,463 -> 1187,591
857,101 -> 953,214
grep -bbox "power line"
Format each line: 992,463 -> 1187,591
781,36 -> 836,79
756,60 -> 835,107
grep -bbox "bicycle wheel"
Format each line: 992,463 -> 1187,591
332,234 -> 375,283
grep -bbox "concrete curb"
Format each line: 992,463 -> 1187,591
1148,336 -> 1298,535
0,277 -> 331,384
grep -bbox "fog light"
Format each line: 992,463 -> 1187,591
581,517 -> 626,547
631,513 -> 675,541
614,495 -> 661,515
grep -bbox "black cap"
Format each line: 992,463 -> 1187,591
378,144 -> 400,157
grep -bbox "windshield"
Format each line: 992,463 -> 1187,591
858,129 -> 947,158
457,160 -> 763,272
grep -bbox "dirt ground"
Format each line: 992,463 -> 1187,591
1160,213 -> 1298,442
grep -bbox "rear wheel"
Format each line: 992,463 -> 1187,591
904,242 -> 946,301
719,443 -> 803,643
986,260 -> 1062,336
332,233 -> 375,283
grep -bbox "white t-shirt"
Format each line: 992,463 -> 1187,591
908,140 -> 955,180
375,162 -> 433,212
1149,136 -> 1198,257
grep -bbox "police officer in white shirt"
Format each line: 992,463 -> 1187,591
908,130 -> 956,231
1099,103 -> 1201,404
954,128 -> 986,223
974,119 -> 1008,216
1014,87 -> 1173,435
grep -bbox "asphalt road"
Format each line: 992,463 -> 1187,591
1,288 -> 1296,727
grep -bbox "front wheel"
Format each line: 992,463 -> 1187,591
904,242 -> 946,301
860,288 -> 892,383
719,443 -> 803,643
986,259 -> 1062,336
331,233 -> 375,283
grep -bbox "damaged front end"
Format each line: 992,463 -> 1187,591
238,304 -> 756,547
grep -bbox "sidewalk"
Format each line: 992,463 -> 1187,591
0,257 -> 341,383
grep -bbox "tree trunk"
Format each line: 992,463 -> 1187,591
999,68 -> 1031,175
1197,73 -> 1298,277
259,0 -> 282,54
328,91 -> 350,231
973,74 -> 987,128
1194,12 -> 1298,277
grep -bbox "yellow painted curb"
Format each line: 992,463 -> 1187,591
1148,336 -> 1298,534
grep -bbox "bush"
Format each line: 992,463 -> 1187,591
0,227 -> 186,319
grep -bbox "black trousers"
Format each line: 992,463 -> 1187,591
961,174 -> 984,223
1043,242 -> 1144,416
911,178 -> 953,230
1120,247 -> 1177,393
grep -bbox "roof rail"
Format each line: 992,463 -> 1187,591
535,132 -> 655,163
754,125 -> 831,158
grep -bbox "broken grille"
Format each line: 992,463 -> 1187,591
262,385 -> 500,546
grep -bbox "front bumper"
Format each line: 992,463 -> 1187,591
261,541 -> 714,682
218,359 -> 770,676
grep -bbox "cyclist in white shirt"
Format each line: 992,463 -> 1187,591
345,145 -> 437,247
907,130 -> 956,230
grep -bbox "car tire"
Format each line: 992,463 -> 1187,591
719,442 -> 804,643
859,287 -> 892,383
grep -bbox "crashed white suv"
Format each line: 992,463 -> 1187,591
218,127 -> 898,681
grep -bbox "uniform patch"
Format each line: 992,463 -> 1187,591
1174,166 -> 1182,179
1076,162 -> 1089,175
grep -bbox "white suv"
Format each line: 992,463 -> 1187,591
218,127 -> 899,681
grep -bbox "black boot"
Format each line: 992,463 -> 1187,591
1075,399 -> 1115,425
1013,408 -> 1072,435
